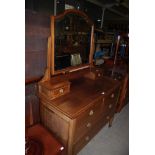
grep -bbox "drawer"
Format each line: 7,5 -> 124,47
106,90 -> 119,104
39,84 -> 70,100
104,89 -> 119,108
74,112 -> 102,143
73,117 -> 107,155
104,109 -> 115,122
73,131 -> 94,155
102,88 -> 119,118
76,97 -> 103,126
74,98 -> 103,142
51,85 -> 70,99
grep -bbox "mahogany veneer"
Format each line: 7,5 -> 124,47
39,76 -> 120,155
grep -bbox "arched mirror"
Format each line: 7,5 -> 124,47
50,9 -> 94,75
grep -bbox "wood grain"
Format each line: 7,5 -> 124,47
39,75 -> 121,155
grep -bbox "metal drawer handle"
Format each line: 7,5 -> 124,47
101,92 -> 105,95
85,136 -> 90,141
59,88 -> 64,94
106,116 -> 110,120
111,93 -> 114,98
108,104 -> 112,109
89,110 -> 94,116
86,123 -> 91,128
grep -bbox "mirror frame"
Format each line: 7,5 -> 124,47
50,9 -> 95,75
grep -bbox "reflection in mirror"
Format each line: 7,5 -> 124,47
54,13 -> 92,70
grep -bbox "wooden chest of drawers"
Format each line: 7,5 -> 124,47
39,77 -> 120,155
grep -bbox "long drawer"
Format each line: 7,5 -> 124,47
74,97 -> 103,143
73,116 -> 107,155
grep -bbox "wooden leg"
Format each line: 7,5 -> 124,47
108,116 -> 114,127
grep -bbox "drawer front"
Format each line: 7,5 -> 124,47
74,98 -> 103,142
73,117 -> 107,155
106,89 -> 119,104
39,84 -> 70,100
51,85 -> 70,99
102,88 -> 119,117
73,130 -> 94,155
104,109 -> 116,122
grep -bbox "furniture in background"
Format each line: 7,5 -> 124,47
102,32 -> 129,113
25,10 -> 51,130
38,9 -> 121,155
116,73 -> 129,112
26,124 -> 65,155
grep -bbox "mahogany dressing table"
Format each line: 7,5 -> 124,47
38,9 -> 121,155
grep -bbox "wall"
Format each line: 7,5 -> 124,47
25,10 -> 50,126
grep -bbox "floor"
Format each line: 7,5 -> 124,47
78,104 -> 129,155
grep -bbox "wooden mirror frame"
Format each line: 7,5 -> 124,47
50,9 -> 95,75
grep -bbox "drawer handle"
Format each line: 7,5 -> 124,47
89,110 -> 94,116
59,88 -> 64,94
108,104 -> 112,109
85,136 -> 90,141
106,116 -> 110,120
98,73 -> 101,77
111,93 -> 114,98
86,123 -> 91,128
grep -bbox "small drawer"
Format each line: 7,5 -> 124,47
38,80 -> 71,100
51,85 -> 70,99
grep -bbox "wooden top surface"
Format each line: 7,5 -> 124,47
39,79 -> 70,89
40,76 -> 120,119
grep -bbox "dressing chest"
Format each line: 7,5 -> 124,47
39,74 -> 120,155
38,9 -> 121,155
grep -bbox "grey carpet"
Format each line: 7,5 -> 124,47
78,104 -> 129,155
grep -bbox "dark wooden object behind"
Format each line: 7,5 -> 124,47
25,10 -> 50,125
25,10 -> 50,83
25,84 -> 65,155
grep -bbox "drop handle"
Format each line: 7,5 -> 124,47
108,104 -> 112,109
86,123 -> 91,128
98,73 -> 101,77
89,110 -> 94,116
111,93 -> 114,98
59,88 -> 64,94
106,116 -> 110,120
85,136 -> 90,141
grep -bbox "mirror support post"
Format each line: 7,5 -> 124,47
89,25 -> 95,68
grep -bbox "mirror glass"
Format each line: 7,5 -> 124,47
54,13 -> 92,71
